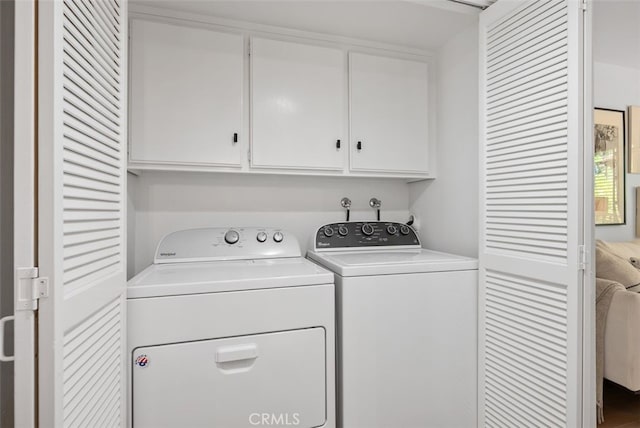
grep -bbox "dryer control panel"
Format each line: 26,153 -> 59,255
154,227 -> 300,264
313,222 -> 420,250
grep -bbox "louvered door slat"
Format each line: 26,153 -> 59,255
38,0 -> 127,426
489,5 -> 564,55
64,124 -> 120,158
64,174 -> 120,196
486,351 -> 566,396
63,19 -> 119,84
488,66 -> 568,106
64,90 -> 120,137
488,143 -> 566,163
64,101 -> 120,142
67,0 -> 120,61
488,54 -> 566,97
77,0 -> 120,45
64,62 -> 119,113
479,1 -> 585,425
105,0 -> 121,23
64,117 -> 120,153
490,91 -> 567,124
64,237 -> 121,260
64,76 -> 120,125
485,373 -> 564,426
94,0 -> 119,32
488,26 -> 567,76
487,0 -> 555,42
88,0 -> 118,35
487,1 -> 565,58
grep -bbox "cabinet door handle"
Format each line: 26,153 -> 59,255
336,140 -> 341,149
233,133 -> 238,144
357,141 -> 362,151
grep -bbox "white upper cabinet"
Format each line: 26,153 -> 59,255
349,53 -> 430,174
250,37 -> 345,170
130,19 -> 243,167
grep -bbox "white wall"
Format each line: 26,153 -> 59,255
409,24 -> 479,258
129,172 -> 410,277
593,61 -> 640,242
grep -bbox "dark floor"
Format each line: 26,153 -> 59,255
601,381 -> 640,427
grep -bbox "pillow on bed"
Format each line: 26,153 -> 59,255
596,242 -> 640,288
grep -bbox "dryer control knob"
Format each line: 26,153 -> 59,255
338,226 -> 349,236
387,225 -> 398,235
224,230 -> 240,244
361,223 -> 375,236
323,226 -> 334,237
256,232 -> 268,243
273,232 -> 284,243
400,225 -> 411,235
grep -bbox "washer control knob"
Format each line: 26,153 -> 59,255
256,232 -> 268,243
323,226 -> 334,237
273,231 -> 284,243
338,226 -> 349,236
387,225 -> 398,235
361,223 -> 375,236
224,230 -> 240,244
400,225 -> 411,235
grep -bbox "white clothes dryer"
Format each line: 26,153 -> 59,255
307,221 -> 478,428
128,227 -> 336,428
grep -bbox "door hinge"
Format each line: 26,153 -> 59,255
248,149 -> 251,162
581,0 -> 587,11
15,267 -> 49,312
578,245 -> 588,271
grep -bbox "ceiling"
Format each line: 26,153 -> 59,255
594,0 -> 640,70
130,0 -> 480,51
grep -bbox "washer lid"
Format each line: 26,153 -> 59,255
307,248 -> 478,277
127,257 -> 333,298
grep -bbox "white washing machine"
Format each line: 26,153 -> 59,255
127,227 -> 336,428
307,221 -> 478,428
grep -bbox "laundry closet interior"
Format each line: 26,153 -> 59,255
126,0 -> 481,277
124,3 -> 481,426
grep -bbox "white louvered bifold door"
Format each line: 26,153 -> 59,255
479,0 -> 587,427
37,0 -> 128,426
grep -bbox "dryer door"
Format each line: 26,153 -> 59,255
132,328 -> 326,428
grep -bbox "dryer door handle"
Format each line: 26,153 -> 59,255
215,343 -> 259,363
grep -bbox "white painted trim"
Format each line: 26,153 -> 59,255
405,0 -> 484,15
566,1 -> 587,424
582,0 -> 596,426
129,4 -> 435,58
37,0 -> 64,424
126,162 -> 432,182
12,1 -> 36,426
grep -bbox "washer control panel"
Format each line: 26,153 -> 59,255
314,222 -> 420,250
154,227 -> 299,263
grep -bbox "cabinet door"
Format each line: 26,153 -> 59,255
349,53 -> 429,174
130,19 -> 243,166
251,37 -> 345,170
